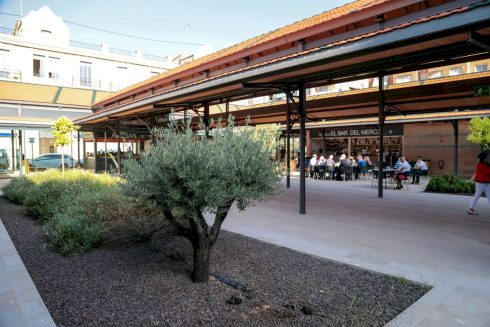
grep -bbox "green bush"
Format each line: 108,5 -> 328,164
44,212 -> 103,256
3,169 -> 168,255
425,174 -> 475,194
2,177 -> 34,204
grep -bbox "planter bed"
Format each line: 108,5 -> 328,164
0,196 -> 430,327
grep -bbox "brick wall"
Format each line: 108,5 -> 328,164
403,120 -> 478,178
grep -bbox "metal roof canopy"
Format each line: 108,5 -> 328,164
76,2 -> 490,127
75,1 -> 490,214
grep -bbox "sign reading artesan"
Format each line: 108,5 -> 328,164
318,125 -> 403,138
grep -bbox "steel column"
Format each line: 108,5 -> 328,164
104,131 -> 108,172
378,73 -> 385,198
94,134 -> 98,173
117,123 -> 121,175
299,82 -> 306,214
77,130 -> 81,168
286,91 -> 291,189
225,100 -> 230,122
204,101 -> 210,137
452,120 -> 459,175
18,130 -> 23,176
10,130 -> 15,171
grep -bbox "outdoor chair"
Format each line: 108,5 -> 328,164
317,165 -> 326,179
326,166 -> 334,180
343,166 -> 354,181
401,171 -> 411,190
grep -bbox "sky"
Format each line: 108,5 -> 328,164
0,0 -> 352,58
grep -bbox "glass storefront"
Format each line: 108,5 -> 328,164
280,125 -> 405,169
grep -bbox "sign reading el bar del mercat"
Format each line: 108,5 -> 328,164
318,125 -> 404,138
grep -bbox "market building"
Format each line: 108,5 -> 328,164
74,0 -> 490,214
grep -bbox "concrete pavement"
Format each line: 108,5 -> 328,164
222,177 -> 490,326
1,174 -> 489,326
0,177 -> 56,327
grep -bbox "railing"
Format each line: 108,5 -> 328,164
142,53 -> 167,62
72,77 -> 101,89
0,68 -> 21,80
69,40 -> 102,51
0,27 -> 15,35
109,47 -> 135,57
109,81 -> 130,91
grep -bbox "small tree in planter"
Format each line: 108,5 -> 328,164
123,119 -> 282,282
52,116 -> 79,177
467,117 -> 490,151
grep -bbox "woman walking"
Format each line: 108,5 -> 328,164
468,152 -> 490,215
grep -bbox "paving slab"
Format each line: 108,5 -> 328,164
0,179 -> 56,327
221,177 -> 490,327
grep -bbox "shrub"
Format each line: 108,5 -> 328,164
2,177 -> 34,204
3,169 -> 168,255
44,212 -> 103,256
425,174 -> 475,194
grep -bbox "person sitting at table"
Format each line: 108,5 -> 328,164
412,156 -> 427,184
355,155 -> 368,180
318,155 -> 326,166
325,154 -> 335,179
336,154 -> 352,180
309,154 -> 318,178
394,156 -> 411,190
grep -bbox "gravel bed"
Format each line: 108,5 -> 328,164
0,196 -> 430,326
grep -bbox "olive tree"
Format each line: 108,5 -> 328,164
467,117 -> 490,151
123,119 -> 282,283
52,116 -> 79,177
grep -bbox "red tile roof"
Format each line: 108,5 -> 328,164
85,2 -> 478,122
93,0 -> 391,107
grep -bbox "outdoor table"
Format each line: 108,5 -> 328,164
373,168 -> 395,189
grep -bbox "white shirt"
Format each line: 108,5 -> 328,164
399,161 -> 411,173
415,159 -> 427,170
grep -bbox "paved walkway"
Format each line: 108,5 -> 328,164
1,175 -> 489,326
222,177 -> 490,327
0,178 -> 56,327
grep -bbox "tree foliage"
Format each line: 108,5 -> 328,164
123,118 -> 282,282
467,117 -> 490,151
52,116 -> 79,176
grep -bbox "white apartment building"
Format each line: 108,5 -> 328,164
0,6 -> 179,172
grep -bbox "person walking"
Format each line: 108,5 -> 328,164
468,152 -> 490,215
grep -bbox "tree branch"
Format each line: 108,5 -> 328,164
162,209 -> 192,239
210,199 -> 235,246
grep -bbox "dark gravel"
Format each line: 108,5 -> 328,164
0,196 -> 430,326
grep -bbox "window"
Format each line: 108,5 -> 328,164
33,54 -> 45,77
0,49 -> 8,78
429,70 -> 444,79
449,67 -> 464,76
395,74 -> 413,84
80,61 -> 92,86
475,64 -> 488,73
47,57 -> 60,79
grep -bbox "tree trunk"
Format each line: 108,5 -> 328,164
191,237 -> 211,283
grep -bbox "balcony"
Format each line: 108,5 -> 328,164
0,68 -> 22,81
72,77 -> 101,89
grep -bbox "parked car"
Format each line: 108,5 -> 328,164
0,149 -> 9,170
29,153 -> 76,171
